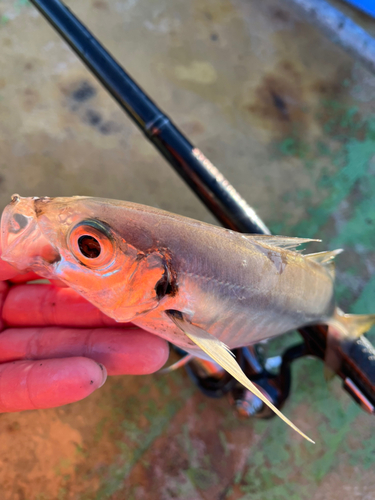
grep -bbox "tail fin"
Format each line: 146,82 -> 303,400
330,308 -> 375,339
326,308 -> 375,374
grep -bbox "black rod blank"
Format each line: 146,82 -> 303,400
29,0 -> 269,235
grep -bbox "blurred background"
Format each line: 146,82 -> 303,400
0,0 -> 375,498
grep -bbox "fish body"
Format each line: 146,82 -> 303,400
2,195 -> 374,441
1,195 -> 334,355
129,213 -> 336,355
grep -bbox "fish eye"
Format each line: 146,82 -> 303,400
78,235 -> 101,259
68,219 -> 115,268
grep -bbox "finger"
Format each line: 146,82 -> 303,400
0,241 -> 31,280
0,327 -> 169,375
4,284 -> 119,327
0,257 -> 21,281
0,358 -> 107,413
9,274 -> 68,287
9,272 -> 43,284
0,282 -> 8,331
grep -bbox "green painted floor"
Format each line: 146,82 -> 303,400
0,0 -> 374,498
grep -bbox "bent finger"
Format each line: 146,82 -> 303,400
0,282 -> 8,332
4,284 -> 119,327
0,327 -> 169,375
0,357 -> 107,413
9,271 -> 44,284
0,257 -> 21,281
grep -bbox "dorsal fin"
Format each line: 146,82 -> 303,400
247,235 -> 320,252
305,249 -> 343,264
305,249 -> 343,279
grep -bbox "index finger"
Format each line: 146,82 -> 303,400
0,256 -> 21,281
0,237 -> 29,280
0,239 -> 49,282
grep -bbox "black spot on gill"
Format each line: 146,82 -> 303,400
155,252 -> 179,300
155,272 -> 173,299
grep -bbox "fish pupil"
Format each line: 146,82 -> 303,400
78,235 -> 101,259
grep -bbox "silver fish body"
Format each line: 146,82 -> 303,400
123,208 -> 336,353
1,196 -> 334,356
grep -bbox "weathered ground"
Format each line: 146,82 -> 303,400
0,0 -> 374,498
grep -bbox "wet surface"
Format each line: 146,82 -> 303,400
0,0 -> 375,498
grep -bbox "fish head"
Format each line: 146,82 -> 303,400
1,195 -> 168,322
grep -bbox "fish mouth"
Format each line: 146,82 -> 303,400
1,195 -> 61,277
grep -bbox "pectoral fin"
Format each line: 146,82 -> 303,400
167,310 -> 314,444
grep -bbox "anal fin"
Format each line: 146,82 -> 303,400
167,310 -> 314,444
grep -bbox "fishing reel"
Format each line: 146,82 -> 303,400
169,325 -> 375,419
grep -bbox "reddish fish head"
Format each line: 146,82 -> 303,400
1,195 -> 62,276
1,195 -> 167,322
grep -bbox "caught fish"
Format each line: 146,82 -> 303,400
2,195 -> 375,442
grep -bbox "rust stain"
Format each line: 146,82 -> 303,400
93,0 -> 109,10
246,61 -> 307,137
310,63 -> 350,101
269,7 -> 291,23
60,80 -> 97,106
193,0 -> 236,24
59,78 -> 121,135
245,58 -> 354,141
181,120 -> 205,136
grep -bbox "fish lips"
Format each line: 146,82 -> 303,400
1,195 -> 61,276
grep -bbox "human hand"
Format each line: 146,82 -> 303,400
0,254 -> 169,413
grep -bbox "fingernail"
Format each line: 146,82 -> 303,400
98,363 -> 107,387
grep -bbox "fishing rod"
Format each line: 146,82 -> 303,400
29,0 -> 375,417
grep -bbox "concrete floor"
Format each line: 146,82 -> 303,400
0,0 -> 375,498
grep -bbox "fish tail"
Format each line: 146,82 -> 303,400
330,308 -> 375,338
325,308 -> 375,376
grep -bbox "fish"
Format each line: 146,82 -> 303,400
2,194 -> 375,442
